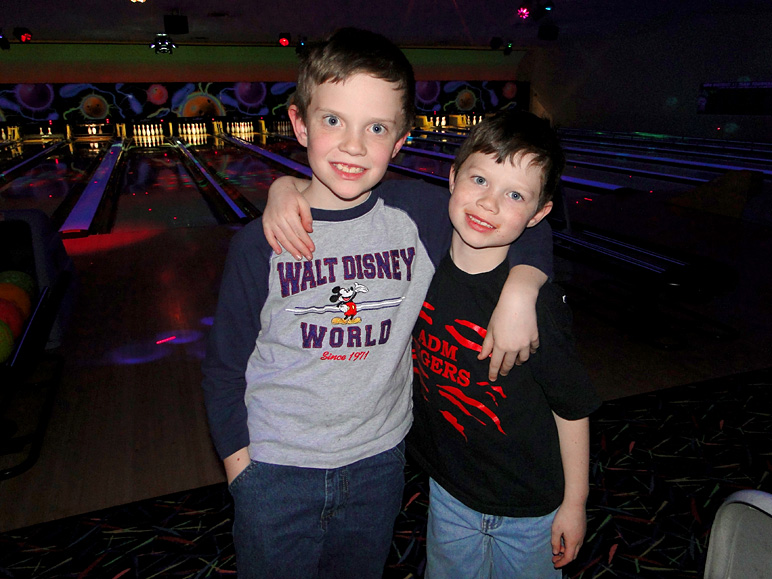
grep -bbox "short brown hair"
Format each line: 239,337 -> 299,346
453,110 -> 565,209
293,28 -> 416,136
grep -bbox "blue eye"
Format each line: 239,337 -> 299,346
473,176 -> 486,185
507,191 -> 522,201
323,115 -> 340,127
371,123 -> 386,134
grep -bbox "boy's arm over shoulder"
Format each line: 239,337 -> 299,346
201,222 -> 273,461
481,220 -> 553,378
263,176 -> 314,260
507,218 -> 553,280
481,264 -> 546,379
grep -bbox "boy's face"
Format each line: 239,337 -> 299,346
289,74 -> 409,210
448,152 -> 552,269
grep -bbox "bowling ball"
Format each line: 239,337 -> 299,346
502,82 -> 518,100
0,283 -> 32,320
147,84 -> 169,106
0,270 -> 36,297
455,89 -> 477,111
180,93 -> 226,118
0,298 -> 25,339
415,81 -> 441,105
80,94 -> 109,120
0,320 -> 14,364
15,83 -> 55,111
235,82 -> 267,108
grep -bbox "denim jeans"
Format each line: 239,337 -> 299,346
426,478 -> 562,579
229,441 -> 406,579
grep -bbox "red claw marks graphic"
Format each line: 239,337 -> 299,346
414,301 -> 508,440
445,318 -> 486,353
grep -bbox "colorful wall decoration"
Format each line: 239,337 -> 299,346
0,80 -> 529,125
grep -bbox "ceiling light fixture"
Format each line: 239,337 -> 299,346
150,33 -> 176,54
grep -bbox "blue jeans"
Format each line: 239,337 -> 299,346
426,478 -> 562,579
228,442 -> 406,579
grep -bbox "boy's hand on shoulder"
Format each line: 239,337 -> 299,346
263,176 -> 315,260
480,283 -> 540,381
551,502 -> 586,568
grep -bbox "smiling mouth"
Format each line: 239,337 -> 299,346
332,163 -> 366,175
467,213 -> 495,230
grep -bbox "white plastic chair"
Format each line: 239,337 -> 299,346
704,489 -> 772,578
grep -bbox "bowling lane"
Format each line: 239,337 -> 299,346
563,144 -> 772,180
191,137 -> 289,211
0,141 -> 111,225
110,146 -> 221,232
559,132 -> 772,164
0,142 -> 46,171
411,129 -> 467,143
406,130 -> 751,191
393,149 -> 453,179
403,138 -> 460,157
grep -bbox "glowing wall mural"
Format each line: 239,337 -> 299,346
0,80 -> 528,125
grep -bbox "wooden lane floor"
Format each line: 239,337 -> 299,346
0,225 -> 234,531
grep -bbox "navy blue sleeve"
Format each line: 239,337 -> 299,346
201,221 -> 273,460
376,179 -> 454,268
508,218 -> 554,280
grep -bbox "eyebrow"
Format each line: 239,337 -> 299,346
313,106 -> 399,125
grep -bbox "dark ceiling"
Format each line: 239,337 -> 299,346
3,0 -> 762,50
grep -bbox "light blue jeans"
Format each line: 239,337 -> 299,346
228,442 -> 406,579
426,478 -> 562,579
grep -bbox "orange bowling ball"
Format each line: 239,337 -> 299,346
0,282 -> 32,320
0,270 -> 36,296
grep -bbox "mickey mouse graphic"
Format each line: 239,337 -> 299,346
330,283 -> 368,324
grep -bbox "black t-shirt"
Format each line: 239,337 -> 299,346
407,254 -> 601,517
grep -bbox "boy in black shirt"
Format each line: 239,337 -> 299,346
408,110 -> 601,577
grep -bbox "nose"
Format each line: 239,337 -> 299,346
339,128 -> 366,156
477,192 -> 498,213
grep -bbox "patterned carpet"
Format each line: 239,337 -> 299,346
1,368 -> 770,578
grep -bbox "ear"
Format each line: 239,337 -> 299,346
448,166 -> 456,194
288,105 -> 308,147
390,132 -> 410,159
527,200 -> 553,228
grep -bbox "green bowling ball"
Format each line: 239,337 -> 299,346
0,270 -> 36,297
0,319 -> 14,364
